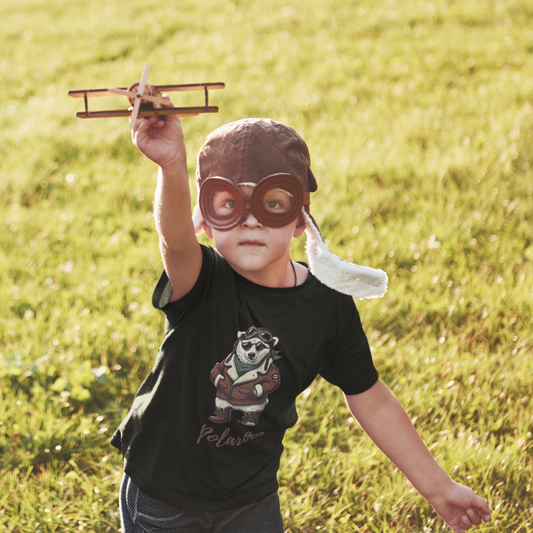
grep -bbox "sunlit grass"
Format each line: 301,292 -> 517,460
1,0 -> 532,531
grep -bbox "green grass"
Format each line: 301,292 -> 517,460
1,0 -> 532,530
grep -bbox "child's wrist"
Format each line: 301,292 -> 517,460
420,473 -> 456,503
159,158 -> 188,179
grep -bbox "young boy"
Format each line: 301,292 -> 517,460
111,104 -> 492,533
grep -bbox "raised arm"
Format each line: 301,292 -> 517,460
131,102 -> 202,301
345,380 -> 492,533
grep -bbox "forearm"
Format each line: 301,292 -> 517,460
345,380 -> 453,502
131,110 -> 197,254
154,163 -> 197,253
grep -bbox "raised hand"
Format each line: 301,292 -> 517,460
130,96 -> 187,171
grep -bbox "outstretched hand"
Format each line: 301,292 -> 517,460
130,96 -> 187,171
429,481 -> 492,533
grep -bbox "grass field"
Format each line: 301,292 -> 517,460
1,0 -> 532,531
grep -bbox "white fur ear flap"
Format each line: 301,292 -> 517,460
303,211 -> 388,299
192,203 -> 205,236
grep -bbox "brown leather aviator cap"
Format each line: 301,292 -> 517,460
196,118 -> 318,193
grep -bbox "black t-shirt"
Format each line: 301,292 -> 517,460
111,245 -> 378,512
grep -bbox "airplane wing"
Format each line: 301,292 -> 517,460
74,106 -> 219,119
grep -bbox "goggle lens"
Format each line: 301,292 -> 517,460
262,187 -> 294,215
210,190 -> 239,216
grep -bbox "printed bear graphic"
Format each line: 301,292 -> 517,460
209,326 -> 281,426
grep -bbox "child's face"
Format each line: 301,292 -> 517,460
203,185 -> 305,285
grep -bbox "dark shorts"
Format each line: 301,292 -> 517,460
119,473 -> 284,533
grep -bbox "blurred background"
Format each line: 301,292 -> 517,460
1,0 -> 532,531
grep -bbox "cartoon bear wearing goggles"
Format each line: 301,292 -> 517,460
209,326 -> 281,426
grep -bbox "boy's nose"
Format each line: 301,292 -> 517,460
242,209 -> 262,228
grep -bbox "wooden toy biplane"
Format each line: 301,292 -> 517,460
68,64 -> 224,128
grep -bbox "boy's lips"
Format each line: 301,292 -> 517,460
239,240 -> 265,246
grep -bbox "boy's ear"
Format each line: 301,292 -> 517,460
293,214 -> 306,239
202,222 -> 214,239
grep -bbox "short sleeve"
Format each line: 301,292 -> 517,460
153,274 -> 173,309
319,299 -> 378,395
151,245 -> 218,324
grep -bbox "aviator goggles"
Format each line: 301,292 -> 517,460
199,173 -> 310,230
239,326 -> 274,352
